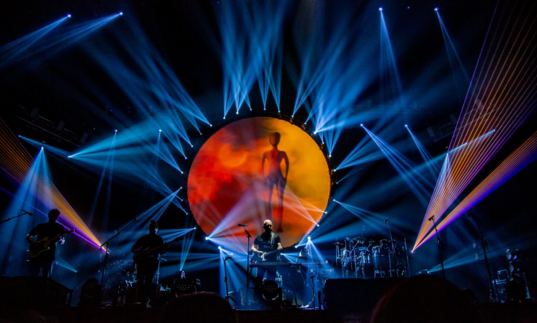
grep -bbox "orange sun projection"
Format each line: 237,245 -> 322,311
188,117 -> 331,247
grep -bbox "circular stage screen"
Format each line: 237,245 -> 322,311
188,117 -> 330,247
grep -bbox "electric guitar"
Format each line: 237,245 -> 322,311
132,236 -> 182,264
29,229 -> 75,259
251,244 -> 298,263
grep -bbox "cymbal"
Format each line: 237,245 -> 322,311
333,242 -> 345,246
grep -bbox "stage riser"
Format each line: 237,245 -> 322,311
1,305 -> 535,323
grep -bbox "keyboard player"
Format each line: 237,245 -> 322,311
251,220 -> 283,293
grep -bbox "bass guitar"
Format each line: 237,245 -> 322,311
29,229 -> 75,259
132,235 -> 182,265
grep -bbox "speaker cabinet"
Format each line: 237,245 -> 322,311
324,278 -> 405,314
0,276 -> 72,309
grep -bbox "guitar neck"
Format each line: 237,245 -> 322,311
141,237 -> 180,255
37,229 -> 74,243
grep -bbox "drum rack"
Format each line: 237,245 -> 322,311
334,237 -> 409,279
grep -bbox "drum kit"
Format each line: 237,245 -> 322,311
334,237 -> 405,279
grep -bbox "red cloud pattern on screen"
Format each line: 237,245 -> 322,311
188,117 -> 330,246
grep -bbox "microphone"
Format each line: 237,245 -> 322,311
428,215 -> 435,222
384,218 -> 389,223
135,218 -> 140,222
20,209 -> 33,216
238,224 -> 247,227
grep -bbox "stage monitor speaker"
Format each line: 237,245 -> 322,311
324,278 -> 405,314
0,276 -> 72,309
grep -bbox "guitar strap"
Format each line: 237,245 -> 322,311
270,232 -> 274,250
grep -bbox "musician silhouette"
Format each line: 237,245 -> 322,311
262,132 -> 289,232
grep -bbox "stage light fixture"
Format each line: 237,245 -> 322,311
67,14 -> 72,18
328,154 -> 332,158
218,246 -> 222,250
41,147 -> 44,150
434,7 -> 438,11
308,236 -> 311,240
405,124 -> 408,127
114,129 -> 117,133
236,111 -> 239,115
119,11 -> 123,16
333,198 -> 337,202
360,124 -> 364,127
316,224 -> 320,227
209,124 -> 213,127
379,7 -> 383,11
205,237 -> 209,240
324,211 -> 328,214
159,129 -> 162,132
261,280 -> 281,302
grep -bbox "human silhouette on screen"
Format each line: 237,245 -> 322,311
262,132 -> 289,232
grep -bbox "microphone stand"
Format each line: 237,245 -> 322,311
468,212 -> 497,302
404,238 -> 410,278
241,226 -> 252,305
156,258 -> 167,284
430,215 -> 446,280
100,217 -> 139,286
385,218 -> 395,277
311,274 -> 316,309
0,210 -> 31,224
224,257 -> 236,305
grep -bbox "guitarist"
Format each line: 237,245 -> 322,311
131,220 -> 168,284
26,209 -> 66,278
251,220 -> 283,294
